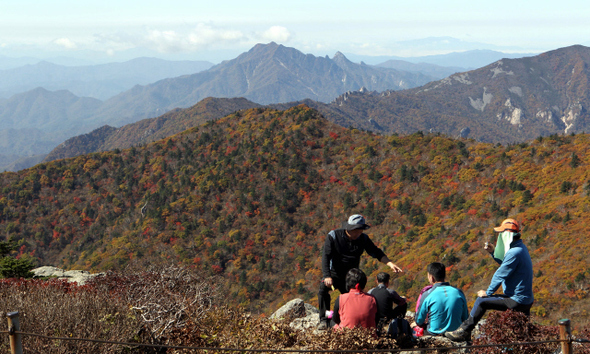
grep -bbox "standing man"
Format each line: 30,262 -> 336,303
318,214 -> 403,330
412,262 -> 468,336
445,218 -> 534,342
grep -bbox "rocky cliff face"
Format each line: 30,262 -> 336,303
322,45 -> 590,143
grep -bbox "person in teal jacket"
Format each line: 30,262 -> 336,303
446,218 -> 534,342
413,262 -> 468,335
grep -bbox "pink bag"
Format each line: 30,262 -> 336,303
415,285 -> 433,313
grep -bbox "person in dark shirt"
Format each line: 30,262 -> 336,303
367,272 -> 408,332
317,214 -> 402,330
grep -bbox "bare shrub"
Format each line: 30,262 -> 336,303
89,265 -> 222,341
165,306 -> 401,353
0,265 -> 221,353
473,310 -> 560,354
0,278 -> 140,353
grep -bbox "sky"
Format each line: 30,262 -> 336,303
1,0 -> 589,64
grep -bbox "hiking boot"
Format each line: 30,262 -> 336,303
317,320 -> 329,331
445,327 -> 470,342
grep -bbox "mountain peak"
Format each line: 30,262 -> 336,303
249,42 -> 280,54
333,51 -> 347,60
332,51 -> 353,66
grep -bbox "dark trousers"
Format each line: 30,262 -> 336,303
461,295 -> 533,332
377,302 -> 408,336
318,277 -> 347,322
390,302 -> 408,319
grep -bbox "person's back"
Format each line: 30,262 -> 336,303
369,285 -> 398,321
332,268 -> 378,330
335,289 -> 378,329
413,262 -> 468,336
416,283 -> 467,334
368,272 -> 407,326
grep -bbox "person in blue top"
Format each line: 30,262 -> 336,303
446,218 -> 534,342
412,262 -> 468,336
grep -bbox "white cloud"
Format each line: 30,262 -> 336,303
53,38 -> 77,49
261,26 -> 291,42
90,23 -> 249,55
187,23 -> 245,47
145,29 -> 183,52
121,23 -> 247,53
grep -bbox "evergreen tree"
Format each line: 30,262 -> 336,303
570,152 -> 581,168
0,239 -> 35,279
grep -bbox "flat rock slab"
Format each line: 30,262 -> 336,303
32,266 -> 105,285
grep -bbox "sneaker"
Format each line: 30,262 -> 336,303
317,321 -> 329,331
445,327 -> 470,342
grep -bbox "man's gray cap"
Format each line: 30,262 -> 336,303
344,214 -> 370,230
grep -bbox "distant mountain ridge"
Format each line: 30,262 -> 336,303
376,60 -> 464,80
346,48 -> 536,68
316,44 -> 590,143
1,42 -> 439,171
8,44 -> 590,170
0,57 -> 214,100
0,88 -> 102,131
92,42 -> 436,127
43,45 -> 590,163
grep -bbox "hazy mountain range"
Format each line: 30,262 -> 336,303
346,48 -> 535,67
44,44 -> 590,165
1,42 -> 454,171
0,58 -> 214,100
3,43 -> 589,172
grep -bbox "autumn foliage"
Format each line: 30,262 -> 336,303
1,105 -> 590,329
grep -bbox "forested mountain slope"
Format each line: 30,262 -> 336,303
43,97 -> 262,162
0,105 -> 589,326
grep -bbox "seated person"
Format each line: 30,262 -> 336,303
446,219 -> 534,342
332,268 -> 378,329
412,262 -> 468,336
367,272 -> 408,328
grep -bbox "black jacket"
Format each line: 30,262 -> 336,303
321,229 -> 386,279
368,284 -> 406,322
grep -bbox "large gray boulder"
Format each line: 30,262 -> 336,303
270,298 -> 318,320
32,266 -> 105,285
270,298 -> 321,331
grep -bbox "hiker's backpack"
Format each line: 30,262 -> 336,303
387,318 -> 414,347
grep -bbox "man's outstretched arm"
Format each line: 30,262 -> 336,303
380,255 -> 403,273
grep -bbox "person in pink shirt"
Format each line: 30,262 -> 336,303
332,268 -> 378,329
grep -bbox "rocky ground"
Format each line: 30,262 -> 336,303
270,298 -> 472,353
32,266 -> 105,285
